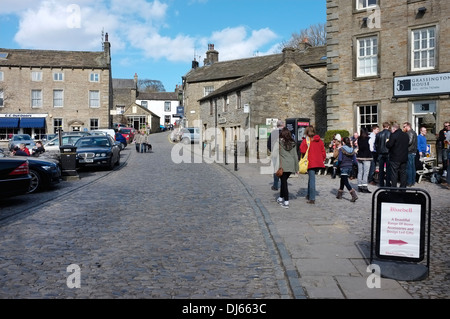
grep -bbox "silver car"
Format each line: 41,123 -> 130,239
7,134 -> 36,151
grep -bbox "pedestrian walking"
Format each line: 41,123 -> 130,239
368,125 -> 379,185
268,120 -> 284,191
375,122 -> 391,187
403,122 -> 418,187
386,123 -> 409,188
437,121 -> 449,177
356,127 -> 372,193
331,134 -> 342,179
299,125 -> 326,204
276,127 -> 299,209
336,136 -> 358,202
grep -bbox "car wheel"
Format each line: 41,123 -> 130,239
28,169 -> 42,193
182,138 -> 190,144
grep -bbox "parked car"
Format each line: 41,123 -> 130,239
0,158 -> 32,198
44,134 -> 87,152
118,127 -> 135,143
7,134 -> 36,151
74,135 -> 120,170
91,129 -> 116,140
113,123 -> 127,130
23,156 -> 61,193
181,127 -> 201,144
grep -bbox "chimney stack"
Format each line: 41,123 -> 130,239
204,44 -> 219,66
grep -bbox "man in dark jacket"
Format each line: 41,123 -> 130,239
403,122 -> 418,186
386,123 -> 409,188
375,122 -> 391,187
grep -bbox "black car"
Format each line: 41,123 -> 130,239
74,135 -> 120,170
0,158 -> 32,198
27,156 -> 61,193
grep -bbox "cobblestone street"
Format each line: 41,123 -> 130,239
0,133 -> 288,299
0,131 -> 448,299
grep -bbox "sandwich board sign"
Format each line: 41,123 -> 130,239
370,188 -> 431,280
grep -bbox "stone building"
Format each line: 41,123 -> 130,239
0,35 -> 112,142
111,74 -> 138,126
326,0 -> 450,153
182,44 -> 327,140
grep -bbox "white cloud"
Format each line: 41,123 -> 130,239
6,0 -> 279,65
208,26 -> 278,60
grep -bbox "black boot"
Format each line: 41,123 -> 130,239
331,167 -> 337,179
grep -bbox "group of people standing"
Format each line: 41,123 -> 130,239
268,119 -> 450,209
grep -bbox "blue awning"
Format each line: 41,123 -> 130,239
20,117 -> 46,128
0,117 -> 20,128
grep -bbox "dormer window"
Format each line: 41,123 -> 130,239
0,52 -> 8,60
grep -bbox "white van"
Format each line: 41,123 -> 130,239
91,129 -> 116,140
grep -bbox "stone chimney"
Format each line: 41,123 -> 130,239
103,32 -> 111,66
203,44 -> 219,66
298,38 -> 312,51
282,47 -> 296,63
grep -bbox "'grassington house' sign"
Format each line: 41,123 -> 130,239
394,72 -> 450,97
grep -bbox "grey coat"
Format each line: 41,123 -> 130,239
279,139 -> 299,173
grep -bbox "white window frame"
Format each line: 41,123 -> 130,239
0,90 -> 4,107
164,101 -> 171,112
0,71 -> 4,81
204,86 -> 214,97
53,89 -> 64,108
31,71 -> 43,81
31,89 -> 43,108
357,104 -> 378,133
53,72 -> 64,81
356,0 -> 377,10
89,73 -> 100,82
90,119 -> 99,131
357,35 -> 378,77
411,26 -> 436,72
89,90 -> 100,108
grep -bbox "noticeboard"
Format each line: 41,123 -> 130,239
374,190 -> 427,263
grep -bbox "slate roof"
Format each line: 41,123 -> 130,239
185,46 -> 326,84
137,92 -> 179,101
197,46 -> 327,102
0,48 -> 110,69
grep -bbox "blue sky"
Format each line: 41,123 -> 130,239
0,0 -> 326,91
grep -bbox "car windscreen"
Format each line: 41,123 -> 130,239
75,138 -> 110,147
120,129 -> 131,134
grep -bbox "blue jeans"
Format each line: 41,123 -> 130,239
273,173 -> 280,189
307,168 -> 317,201
406,153 -> 416,186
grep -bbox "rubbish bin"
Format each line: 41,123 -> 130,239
59,145 -> 77,176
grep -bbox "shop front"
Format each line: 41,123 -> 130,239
0,113 -> 47,141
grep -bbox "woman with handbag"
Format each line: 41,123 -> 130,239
276,127 -> 299,209
299,126 -> 326,204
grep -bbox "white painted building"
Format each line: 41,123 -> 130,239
136,91 -> 181,128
